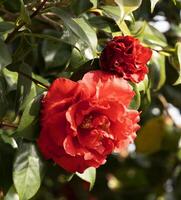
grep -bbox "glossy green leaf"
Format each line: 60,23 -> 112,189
115,0 -> 142,20
0,21 -> 15,33
4,186 -> 19,200
90,0 -> 97,7
1,134 -> 18,149
101,5 -> 131,34
71,0 -> 93,15
137,75 -> 149,93
130,84 -> 141,109
0,74 -> 8,118
15,63 -> 33,111
3,68 -> 18,91
0,39 -> 12,69
101,5 -> 121,22
3,0 -> 21,12
19,0 -> 31,25
41,30 -> 72,69
74,18 -> 97,55
13,142 -> 44,200
76,167 -> 96,190
50,8 -> 91,49
150,0 -> 160,13
173,42 -> 181,85
89,16 -> 118,33
17,94 -> 41,139
149,51 -> 166,91
69,47 -> 87,68
117,20 -> 131,35
130,21 -> 167,47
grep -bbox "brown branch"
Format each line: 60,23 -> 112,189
36,14 -> 61,30
5,0 -> 48,43
158,94 -> 179,128
0,121 -> 18,129
30,0 -> 48,18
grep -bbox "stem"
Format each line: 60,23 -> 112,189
152,47 -> 175,55
0,121 -> 18,129
5,0 -> 48,43
157,94 -> 178,127
158,94 -> 169,108
36,14 -> 61,30
18,70 -> 49,89
30,0 -> 48,18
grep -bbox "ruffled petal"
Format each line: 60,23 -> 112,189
80,70 -> 135,106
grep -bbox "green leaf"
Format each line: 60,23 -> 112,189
4,186 -> 19,200
150,0 -> 160,13
137,75 -> 149,93
116,20 -> 131,35
17,94 -> 41,139
173,42 -> 181,85
74,18 -> 97,55
101,5 -> 121,22
19,0 -> 31,25
172,0 -> 176,5
15,63 -> 33,112
0,74 -> 8,119
0,39 -> 12,69
76,167 -> 96,190
115,0 -> 142,20
4,0 -> 21,12
69,47 -> 87,69
13,142 -> 45,200
149,51 -> 166,91
71,0 -> 93,15
0,21 -> 15,33
90,0 -> 97,7
41,30 -> 72,69
3,68 -> 18,91
101,5 -> 131,34
130,21 -> 167,47
50,8 -> 91,49
130,84 -> 141,109
1,134 -> 18,149
89,16 -> 118,33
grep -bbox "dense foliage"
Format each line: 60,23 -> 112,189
0,0 -> 181,200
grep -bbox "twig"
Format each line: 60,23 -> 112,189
30,0 -> 48,18
158,94 -> 169,109
151,48 -> 175,56
0,121 -> 18,129
157,94 -> 178,127
5,0 -> 48,43
36,14 -> 61,30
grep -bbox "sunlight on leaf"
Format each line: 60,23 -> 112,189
76,167 -> 96,190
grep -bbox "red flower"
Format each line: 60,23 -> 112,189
37,71 -> 140,173
99,36 -> 152,83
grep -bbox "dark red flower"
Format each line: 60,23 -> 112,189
99,36 -> 152,83
37,71 -> 140,173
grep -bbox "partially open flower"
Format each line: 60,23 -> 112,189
99,36 -> 152,83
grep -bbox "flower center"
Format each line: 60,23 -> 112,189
80,114 -> 110,132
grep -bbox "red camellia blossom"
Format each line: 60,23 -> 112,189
99,36 -> 152,83
37,71 -> 140,173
